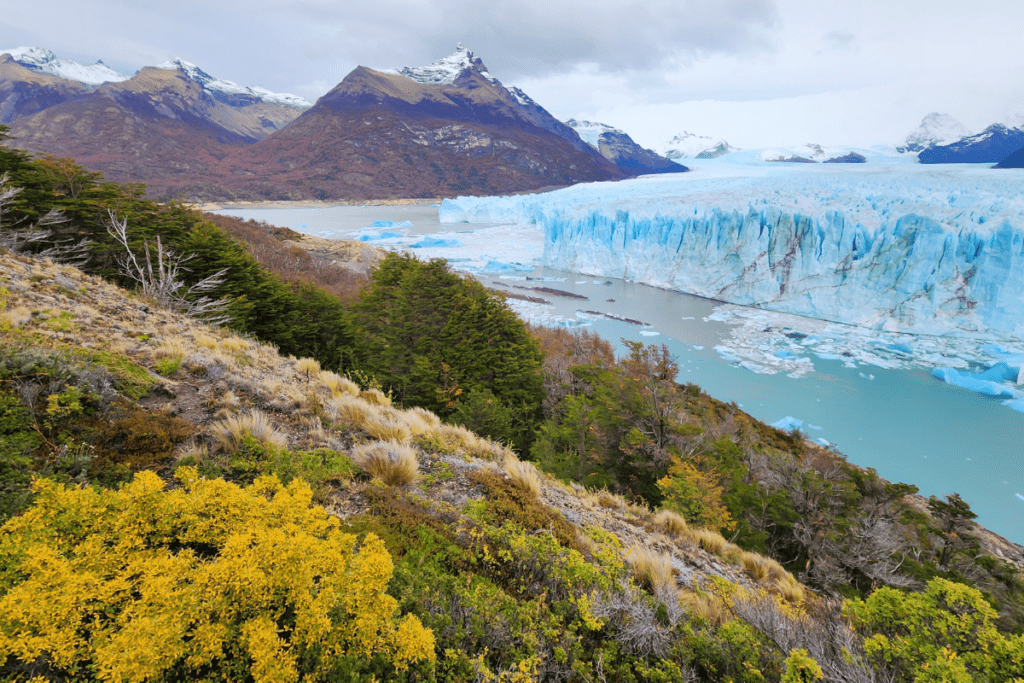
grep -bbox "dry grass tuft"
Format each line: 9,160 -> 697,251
408,406 -> 441,427
1,306 -> 32,327
215,390 -> 240,411
362,409 -> 413,443
435,423 -> 506,461
359,388 -> 391,407
295,357 -> 321,377
625,545 -> 677,597
209,409 -> 287,453
328,393 -> 374,428
653,509 -> 689,537
597,490 -> 627,510
351,440 -> 419,487
678,590 -> 726,624
219,336 -> 250,353
690,528 -> 728,556
154,336 -> 189,359
740,552 -> 772,582
317,370 -> 359,397
773,573 -> 806,605
502,455 -> 542,499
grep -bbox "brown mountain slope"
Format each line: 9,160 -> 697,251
225,65 -> 625,200
0,53 -> 88,124
3,48 -> 625,200
4,65 -> 306,197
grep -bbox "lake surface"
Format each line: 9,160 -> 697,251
218,203 -> 1024,544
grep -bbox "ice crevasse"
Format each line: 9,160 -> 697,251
440,167 -> 1024,338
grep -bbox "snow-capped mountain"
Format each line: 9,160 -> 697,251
918,123 -> 1024,164
565,119 -> 621,149
565,119 -> 686,175
156,58 -> 310,108
759,143 -> 866,164
897,113 -> 971,153
662,131 -> 735,160
388,43 -> 499,87
0,46 -> 127,86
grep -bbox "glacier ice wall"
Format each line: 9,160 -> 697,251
440,166 -> 1024,337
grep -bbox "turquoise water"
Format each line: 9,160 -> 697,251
218,204 -> 1024,544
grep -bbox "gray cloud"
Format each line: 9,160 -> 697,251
822,30 -> 856,52
267,0 -> 781,78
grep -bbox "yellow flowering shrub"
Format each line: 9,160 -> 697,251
0,468 -> 435,682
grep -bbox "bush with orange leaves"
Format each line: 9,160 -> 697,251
0,469 -> 435,682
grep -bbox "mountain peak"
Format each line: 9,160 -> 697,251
898,113 -> 970,153
391,44 -> 496,86
662,131 -> 735,159
1,45 -> 127,85
156,58 -> 311,108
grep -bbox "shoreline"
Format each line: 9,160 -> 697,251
192,197 -> 446,212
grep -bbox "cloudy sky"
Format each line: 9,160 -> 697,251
4,0 -> 1023,149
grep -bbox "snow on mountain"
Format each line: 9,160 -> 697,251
565,119 -> 623,149
156,58 -> 310,107
1,46 -> 127,85
758,143 -> 867,163
662,131 -> 735,159
440,165 -> 1024,338
897,113 -> 971,153
389,43 -> 498,86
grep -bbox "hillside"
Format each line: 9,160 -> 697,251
3,141 -> 1024,679
4,237 -> 1024,680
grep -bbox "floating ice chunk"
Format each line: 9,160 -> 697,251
480,260 -> 533,273
371,220 -> 414,228
774,350 -> 800,359
931,367 -> 1020,397
859,372 -> 875,380
640,330 -> 660,337
1003,398 -> 1024,414
807,423 -> 823,431
1016,493 -> 1024,502
815,353 -> 843,360
682,316 -> 695,320
359,231 -> 404,241
693,345 -> 704,350
771,416 -> 805,432
410,236 -> 460,248
816,438 -> 831,447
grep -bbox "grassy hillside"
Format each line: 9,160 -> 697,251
2,143 -> 1024,681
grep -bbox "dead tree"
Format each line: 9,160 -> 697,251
105,209 -> 231,325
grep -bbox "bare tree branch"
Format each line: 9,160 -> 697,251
104,209 -> 232,325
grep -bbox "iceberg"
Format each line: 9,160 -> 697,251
440,165 -> 1024,338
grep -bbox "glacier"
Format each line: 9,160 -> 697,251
440,161 -> 1024,339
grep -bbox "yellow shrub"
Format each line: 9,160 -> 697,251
0,470 -> 435,681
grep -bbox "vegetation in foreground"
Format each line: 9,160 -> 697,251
2,140 -> 1024,681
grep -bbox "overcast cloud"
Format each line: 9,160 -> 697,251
3,0 -> 1023,148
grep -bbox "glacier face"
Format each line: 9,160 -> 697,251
441,163 -> 1024,338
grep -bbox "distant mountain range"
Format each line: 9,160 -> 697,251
899,113 -> 1024,165
0,45 -> 684,200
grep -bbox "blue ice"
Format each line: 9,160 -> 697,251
410,237 -> 461,248
358,231 -> 403,241
931,366 -> 1020,397
371,220 -> 414,228
771,416 -> 805,432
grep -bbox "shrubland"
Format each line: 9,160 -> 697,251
2,138 -> 1024,680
